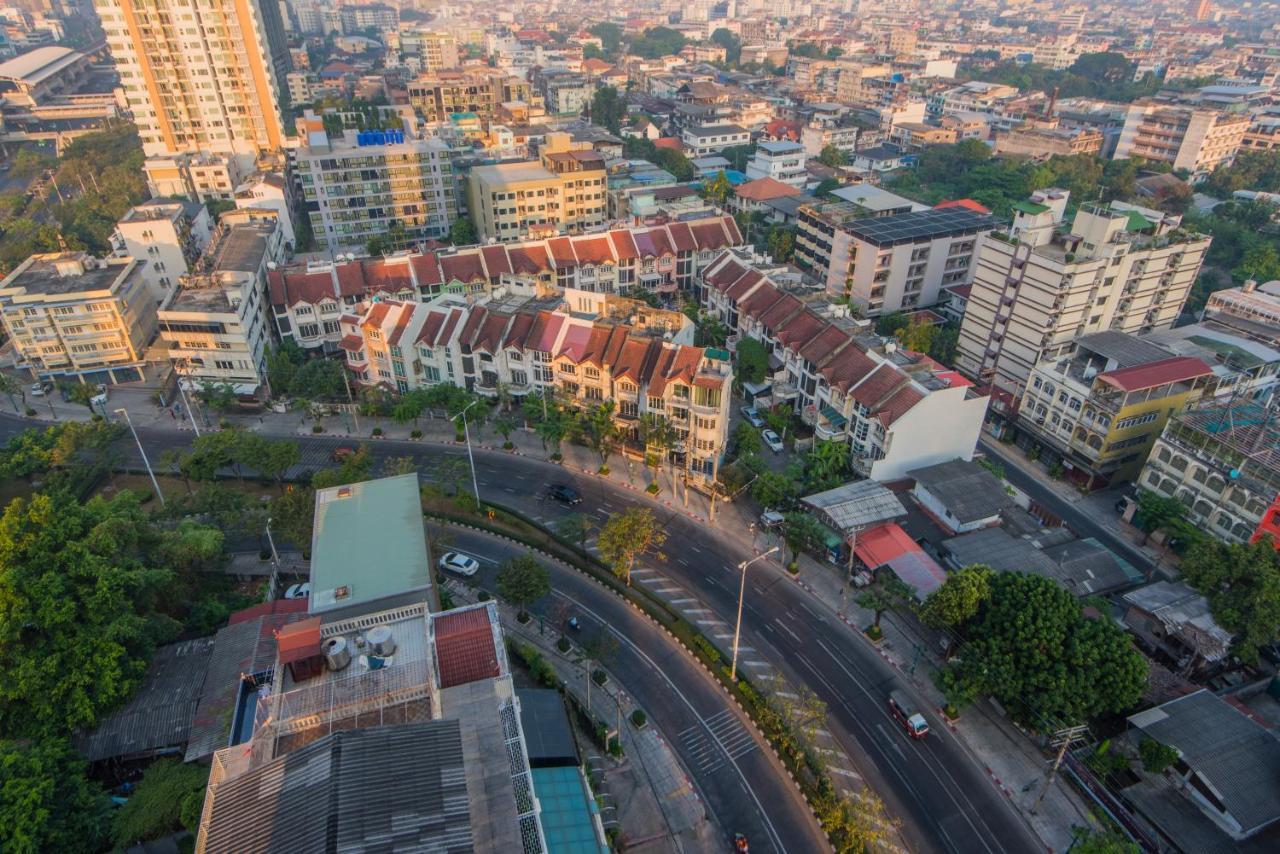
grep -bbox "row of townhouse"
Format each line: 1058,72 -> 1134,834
336,296 -> 732,477
266,215 -> 744,352
699,251 -> 990,481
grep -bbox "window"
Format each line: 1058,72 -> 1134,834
323,320 -> 339,335
647,396 -> 664,410
559,363 -> 576,375
298,323 -> 319,338
584,366 -> 600,380
585,386 -> 603,401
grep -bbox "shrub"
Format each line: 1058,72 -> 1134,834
631,709 -> 647,728
556,637 -> 571,652
455,429 -> 465,442
372,427 -> 383,437
91,414 -> 104,423
865,624 -> 883,641
503,441 -> 514,449
551,452 -> 562,461
592,668 -> 608,686
645,483 -> 659,494
111,759 -> 209,847
693,634 -> 722,664
1139,738 -> 1179,774
517,611 -> 531,624
219,419 -> 231,429
410,429 -> 422,438
311,424 -> 324,433
24,407 -> 36,416
478,590 -> 491,601
786,562 -> 799,574
598,465 -> 610,475
135,490 -> 154,505
608,735 -> 623,757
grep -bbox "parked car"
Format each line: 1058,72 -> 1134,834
759,509 -> 785,528
547,483 -> 582,505
761,429 -> 784,453
331,446 -> 357,463
739,406 -> 765,428
284,583 -> 310,600
888,689 -> 929,739
29,382 -> 46,397
438,551 -> 480,576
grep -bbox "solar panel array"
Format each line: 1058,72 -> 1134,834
842,207 -> 999,247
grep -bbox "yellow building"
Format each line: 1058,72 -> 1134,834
0,252 -> 158,383
465,133 -> 606,242
1016,333 -> 1214,489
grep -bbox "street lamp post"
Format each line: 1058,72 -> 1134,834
451,399 -> 481,507
265,517 -> 281,601
114,407 -> 164,506
173,362 -> 201,436
731,545 -> 780,681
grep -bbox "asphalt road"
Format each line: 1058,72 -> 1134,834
438,527 -> 829,854
2,415 -> 1045,853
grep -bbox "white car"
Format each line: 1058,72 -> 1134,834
284,582 -> 310,600
762,429 -> 784,453
438,551 -> 480,577
29,383 -> 46,397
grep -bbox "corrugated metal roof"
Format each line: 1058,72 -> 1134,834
802,481 -> 906,535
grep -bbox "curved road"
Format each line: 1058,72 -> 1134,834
2,414 -> 1046,853
441,526 -> 828,854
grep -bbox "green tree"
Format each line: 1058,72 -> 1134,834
1179,539 -> 1280,665
935,572 -> 1147,726
813,177 -> 842,198
0,491 -> 175,737
581,401 -> 620,469
1069,827 -> 1140,854
589,22 -> 623,57
448,216 -> 478,246
1133,490 -> 1187,544
590,85 -> 626,133
735,337 -> 769,386
381,455 -> 417,477
630,26 -> 687,59
196,382 -> 238,412
597,507 -> 666,585
654,147 -> 695,181
896,318 -> 938,354
751,471 -> 797,509
781,511 -> 825,569
766,225 -> 796,262
0,738 -> 110,854
702,170 -> 733,205
731,421 -> 762,459
111,758 -> 208,848
64,381 -> 98,412
818,144 -> 847,168
269,484 -> 317,550
804,439 -> 848,489
241,435 -> 300,491
1069,52 -> 1135,86
710,27 -> 742,64
856,575 -> 913,631
921,565 -> 993,628
554,512 -> 593,548
493,414 -> 516,447
1234,243 -> 1280,283
312,445 -> 373,489
536,404 -> 569,457
1138,738 -> 1180,774
638,412 -> 677,493
496,554 -> 551,620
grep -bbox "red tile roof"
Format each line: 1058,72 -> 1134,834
608,230 -> 639,261
573,236 -> 615,265
690,219 -> 733,250
667,222 -> 696,253
876,384 -> 925,427
851,363 -> 907,409
547,236 -> 577,268
480,244 -> 512,277
725,269 -> 765,300
441,251 -> 486,283
653,137 -> 682,150
508,243 -> 551,275
1097,357 -> 1214,392
433,608 -> 500,689
411,252 -> 443,286
735,177 -> 802,202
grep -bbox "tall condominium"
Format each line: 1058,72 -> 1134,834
956,189 -> 1210,395
1112,101 -> 1249,177
291,115 -> 456,251
94,0 -> 289,159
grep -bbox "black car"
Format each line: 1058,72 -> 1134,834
547,483 -> 582,505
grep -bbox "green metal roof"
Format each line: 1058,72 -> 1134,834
705,347 -> 731,361
819,403 -> 848,429
1124,209 -> 1156,232
1186,335 -> 1265,369
1012,200 -> 1050,216
309,473 -> 433,613
530,766 -> 608,853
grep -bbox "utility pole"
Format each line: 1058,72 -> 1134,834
1032,724 -> 1089,814
731,546 -> 780,680
115,408 -> 165,506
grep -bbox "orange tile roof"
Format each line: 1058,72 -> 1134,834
735,177 -> 802,202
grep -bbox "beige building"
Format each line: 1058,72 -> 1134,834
957,189 -> 1211,395
159,222 -> 283,394
466,133 -> 606,242
407,70 -> 530,123
93,0 -> 287,161
994,125 -> 1103,159
1113,102 -> 1249,176
398,29 -> 459,74
0,252 -> 158,383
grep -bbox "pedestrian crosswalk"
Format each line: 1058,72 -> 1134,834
677,709 -> 758,774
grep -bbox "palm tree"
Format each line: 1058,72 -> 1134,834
583,401 -> 619,472
639,412 -> 677,495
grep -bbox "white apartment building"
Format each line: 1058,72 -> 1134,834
794,201 -> 995,314
394,28 -> 458,74
144,151 -> 244,203
339,297 -> 734,477
113,199 -> 213,306
234,172 -> 295,249
800,122 -> 858,159
957,189 -> 1211,395
700,251 -> 990,481
680,124 -> 751,158
159,222 -> 282,394
94,0 -> 287,161
0,253 -> 158,384
292,121 -> 455,251
745,140 -> 807,188
267,215 -> 746,352
1113,102 -> 1250,176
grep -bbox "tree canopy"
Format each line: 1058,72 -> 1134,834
590,86 -> 626,134
597,507 -> 666,585
496,554 -> 551,619
933,571 -> 1147,726
0,738 -> 110,854
1180,539 -> 1280,664
629,27 -> 687,59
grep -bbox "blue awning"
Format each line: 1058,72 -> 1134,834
820,403 -> 848,429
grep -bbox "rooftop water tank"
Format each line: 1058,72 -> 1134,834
322,636 -> 352,671
367,626 -> 396,657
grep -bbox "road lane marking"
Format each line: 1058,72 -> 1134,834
773,619 -> 801,642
